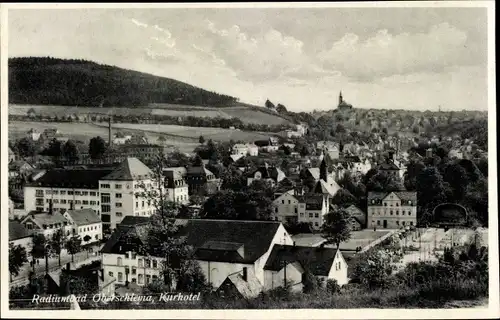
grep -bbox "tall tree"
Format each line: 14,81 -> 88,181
65,235 -> 82,263
198,135 -> 205,144
50,229 -> 66,267
321,207 -> 352,249
15,137 -> 36,158
88,136 -> 107,160
63,140 -> 79,162
43,138 -> 63,158
9,243 -> 28,281
443,162 -> 469,202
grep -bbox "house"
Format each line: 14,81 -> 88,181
113,134 -> 132,145
378,154 -> 405,179
232,143 -> 259,157
23,157 -> 160,232
41,128 -> 59,141
20,209 -> 71,238
344,204 -> 366,230
8,147 -> 17,163
101,219 -> 294,293
299,195 -> 330,229
264,244 -> 349,290
26,128 -> 41,141
9,220 -> 34,251
9,160 -> 34,178
272,190 -> 305,224
311,158 -> 341,199
448,148 -> 464,159
62,208 -> 102,244
367,191 -> 417,229
340,156 -> 372,176
247,163 -> 286,187
337,91 -> 353,111
186,165 -> 221,196
110,144 -> 165,162
163,167 -> 189,204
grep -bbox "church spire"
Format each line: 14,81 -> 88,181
339,91 -> 343,105
320,157 -> 328,182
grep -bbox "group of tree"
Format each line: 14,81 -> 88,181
9,57 -> 238,107
40,138 -> 80,162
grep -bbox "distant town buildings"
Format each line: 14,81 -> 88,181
367,191 -> 417,229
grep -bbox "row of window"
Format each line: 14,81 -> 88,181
78,225 -> 100,233
110,272 -> 158,284
116,256 -> 159,268
42,189 -> 99,196
374,220 -> 414,226
370,200 -> 414,206
371,209 -> 413,216
298,212 -> 320,219
46,199 -> 99,206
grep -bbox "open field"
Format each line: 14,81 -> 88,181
292,230 -> 391,251
94,122 -> 274,142
8,121 -> 200,154
9,103 -> 290,126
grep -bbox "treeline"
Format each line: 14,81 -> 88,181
8,57 -> 238,107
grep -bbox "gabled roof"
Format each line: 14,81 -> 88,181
27,168 -> 113,189
101,157 -> 153,181
345,205 -> 366,226
304,195 -> 325,210
313,179 -> 340,197
9,220 -> 34,241
101,219 -> 283,264
23,211 -> 68,228
368,191 -> 416,204
251,165 -> 286,182
223,269 -> 263,298
264,244 -> 340,276
8,160 -> 33,171
65,208 -> 101,226
187,165 -> 214,177
119,216 -> 151,227
307,168 -> 320,180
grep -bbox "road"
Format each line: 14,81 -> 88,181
10,243 -> 103,287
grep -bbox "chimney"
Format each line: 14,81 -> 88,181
242,267 -> 248,281
108,117 -> 112,146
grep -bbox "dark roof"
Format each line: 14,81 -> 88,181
304,195 -> 325,210
8,160 -> 33,171
186,166 -> 214,177
379,161 -> 400,170
264,244 -> 339,276
119,216 -> 151,227
368,191 -> 417,205
65,209 -> 101,226
101,158 -> 153,181
9,220 -> 34,241
27,168 -> 113,189
345,205 -> 366,226
250,165 -> 285,182
101,219 -> 282,264
163,167 -> 187,188
24,211 -> 68,227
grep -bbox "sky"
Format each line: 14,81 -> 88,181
7,6 -> 489,112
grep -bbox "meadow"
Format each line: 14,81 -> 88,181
9,103 -> 290,126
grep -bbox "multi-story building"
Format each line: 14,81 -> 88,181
367,191 -> 417,229
23,157 -> 160,232
101,218 -> 294,291
62,208 -> 102,245
20,209 -> 72,238
298,195 -> 329,229
163,167 -> 189,205
272,190 -> 305,224
247,164 -> 286,187
232,143 -> 259,157
186,165 -> 221,196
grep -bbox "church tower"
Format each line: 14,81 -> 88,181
338,91 -> 343,105
320,157 -> 328,182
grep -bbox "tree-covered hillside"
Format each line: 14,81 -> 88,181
8,57 -> 238,107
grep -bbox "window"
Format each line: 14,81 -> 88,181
53,199 -> 59,204
117,257 -> 123,266
138,259 -> 143,267
35,189 -> 44,197
53,190 -> 59,195
410,221 -> 414,226
115,184 -> 122,189
138,274 -> 144,284
142,201 -> 144,208
377,220 -> 381,226
100,184 -> 110,189
116,193 -> 122,199
36,198 -> 44,206
116,202 -> 122,208
82,191 -> 89,196
116,212 -> 123,217
396,203 -> 399,207
75,191 -> 81,196
75,200 -> 81,204
90,201 -> 96,205
61,199 -> 67,204
390,210 -> 393,215
275,208 -> 278,213
396,210 -> 399,215
408,211 -> 412,216
136,202 -> 139,208
309,213 -> 313,218
146,275 -> 151,284
402,221 -> 406,226
118,272 -> 123,282
300,213 -> 304,217
90,192 -> 97,196
315,222 -> 319,226
132,267 -> 137,275
152,260 -> 158,268
101,193 -> 110,203
68,191 -> 74,195
60,191 -> 66,195
396,221 -> 400,226
145,259 -> 151,268
132,278 -> 136,283
288,200 -> 291,204
82,200 -> 89,205
315,213 -> 319,218
384,202 -> 387,207
401,210 -> 405,215
294,208 -> 298,214
109,271 -> 114,277
101,205 -> 111,213
282,200 -> 285,204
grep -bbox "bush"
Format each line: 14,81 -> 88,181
326,279 -> 340,294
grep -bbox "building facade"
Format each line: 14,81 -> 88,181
367,191 -> 417,229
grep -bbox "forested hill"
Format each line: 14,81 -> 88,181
8,57 -> 239,107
